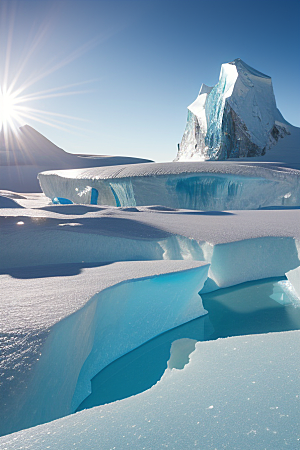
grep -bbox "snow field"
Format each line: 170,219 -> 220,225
1,209 -> 299,290
1,331 -> 299,449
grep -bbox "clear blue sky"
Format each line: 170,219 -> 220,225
0,0 -> 299,162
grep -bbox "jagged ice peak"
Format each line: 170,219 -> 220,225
176,58 -> 290,161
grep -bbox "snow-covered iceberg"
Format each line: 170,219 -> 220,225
38,161 -> 300,210
176,59 -> 292,161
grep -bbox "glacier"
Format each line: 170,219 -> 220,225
176,59 -> 292,161
38,161 -> 300,209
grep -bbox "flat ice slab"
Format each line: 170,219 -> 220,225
1,206 -> 299,290
1,330 -> 299,449
38,161 -> 300,210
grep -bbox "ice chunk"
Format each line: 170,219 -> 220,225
167,338 -> 197,370
286,266 -> 300,299
52,197 -> 73,204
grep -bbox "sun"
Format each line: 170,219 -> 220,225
0,87 -> 18,131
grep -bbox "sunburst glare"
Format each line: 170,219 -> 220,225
0,4 -> 101,146
0,87 -> 19,131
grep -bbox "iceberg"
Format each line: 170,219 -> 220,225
176,59 -> 292,161
38,161 -> 300,210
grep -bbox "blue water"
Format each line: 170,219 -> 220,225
76,277 -> 300,411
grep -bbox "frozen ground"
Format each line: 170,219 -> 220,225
0,186 -> 299,447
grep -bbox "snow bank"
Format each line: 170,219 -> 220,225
1,330 -> 299,449
38,161 -> 300,209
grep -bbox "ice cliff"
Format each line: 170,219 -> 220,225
176,58 -> 290,161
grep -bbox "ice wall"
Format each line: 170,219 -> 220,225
176,59 -> 291,161
38,163 -> 300,210
0,264 -> 209,436
286,266 -> 300,299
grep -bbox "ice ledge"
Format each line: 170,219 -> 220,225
0,261 -> 209,436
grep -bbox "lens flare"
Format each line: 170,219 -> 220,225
0,87 -> 18,131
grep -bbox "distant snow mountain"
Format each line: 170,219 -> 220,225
175,59 -> 299,162
0,125 -> 152,192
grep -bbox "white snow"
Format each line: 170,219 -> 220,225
0,108 -> 299,446
1,331 -> 299,449
0,206 -> 299,290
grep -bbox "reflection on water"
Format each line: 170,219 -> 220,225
76,277 -> 300,412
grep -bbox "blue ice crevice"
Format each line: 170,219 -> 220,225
7,264 -> 209,435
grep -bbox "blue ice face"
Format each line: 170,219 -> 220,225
52,197 -> 73,205
205,71 -> 228,159
90,188 -> 99,205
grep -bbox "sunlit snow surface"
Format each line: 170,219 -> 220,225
0,185 -> 300,447
1,331 -> 299,450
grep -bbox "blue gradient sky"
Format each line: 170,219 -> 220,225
0,0 -> 299,162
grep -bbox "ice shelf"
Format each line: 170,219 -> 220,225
38,161 -> 300,209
